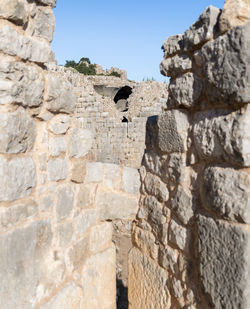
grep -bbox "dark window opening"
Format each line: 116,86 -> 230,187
114,86 -> 132,112
122,116 -> 128,123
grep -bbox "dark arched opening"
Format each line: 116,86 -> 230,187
114,86 -> 132,112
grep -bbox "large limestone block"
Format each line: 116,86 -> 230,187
168,73 -> 203,108
48,158 -> 68,181
0,58 -> 44,106
128,248 -> 170,309
69,128 -> 93,158
85,162 -> 103,183
0,0 -> 28,25
144,173 -> 169,202
48,115 -> 71,134
193,106 -> 250,166
201,22 -> 250,104
27,6 -> 55,42
161,6 -> 220,58
81,246 -> 116,309
122,166 -> 140,194
201,166 -> 250,223
0,157 -> 36,202
133,227 -> 158,260
36,0 -> 57,7
56,185 -> 74,221
0,108 -> 36,153
169,219 -> 189,252
197,215 -> 250,309
219,0 -> 250,33
41,282 -> 82,309
0,221 -> 55,309
66,234 -> 89,272
45,73 -> 75,114
48,136 -> 66,156
75,209 -> 97,235
183,6 -> 221,50
146,110 -> 189,153
96,189 -> 139,220
0,25 -> 54,63
103,163 -> 121,190
89,222 -> 113,254
160,54 -> 192,77
0,200 -> 37,231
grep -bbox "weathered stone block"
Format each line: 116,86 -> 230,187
162,34 -> 184,58
81,246 -> 116,309
27,6 -> 55,42
0,108 -> 36,153
0,25 -> 54,63
0,157 -> 36,202
147,111 -> 189,153
56,185 -> 74,221
45,73 -> 75,114
36,0 -> 57,7
219,0 -> 250,33
89,222 -> 113,254
197,215 -> 250,309
170,186 -> 193,225
40,195 -> 53,213
193,106 -> 250,166
0,59 -> 45,107
96,190 -> 139,220
75,209 -> 97,235
66,234 -> 89,272
69,128 -> 92,158
48,136 -> 66,157
183,6 -> 221,50
0,221 -> 53,309
144,173 -> 169,202
71,160 -> 86,183
56,221 -> 73,247
169,73 -> 203,108
0,200 -> 37,231
169,219 -> 189,251
160,54 -> 192,77
48,115 -> 71,135
103,163 -> 121,189
201,166 -> 250,223
48,158 -> 68,181
133,227 -> 158,260
122,166 -> 140,194
201,22 -> 250,104
0,0 -> 28,25
128,248 -> 170,309
85,162 -> 103,183
41,282 -> 82,309
159,245 -> 178,273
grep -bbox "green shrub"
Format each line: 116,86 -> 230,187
108,71 -> 121,78
64,58 -> 96,75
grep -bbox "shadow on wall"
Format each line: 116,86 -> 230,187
117,279 -> 128,309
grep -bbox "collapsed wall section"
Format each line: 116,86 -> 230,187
129,2 -> 250,308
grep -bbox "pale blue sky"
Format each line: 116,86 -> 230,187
52,0 -> 225,82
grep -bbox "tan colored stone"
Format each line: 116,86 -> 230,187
81,246 -> 116,309
71,160 -> 86,183
128,248 -> 170,309
89,222 -> 113,254
219,0 -> 250,33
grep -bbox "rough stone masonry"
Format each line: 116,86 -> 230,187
129,1 -> 250,308
0,0 -> 249,309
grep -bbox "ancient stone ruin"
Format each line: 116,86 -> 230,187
0,0 -> 249,308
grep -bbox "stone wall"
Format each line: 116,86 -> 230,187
0,1 -> 137,308
129,2 -> 250,309
51,64 -> 168,168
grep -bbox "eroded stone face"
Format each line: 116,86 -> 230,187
197,216 -> 250,309
0,108 -> 36,153
201,167 -> 250,223
219,0 -> 250,33
0,157 -> 36,202
0,0 -> 28,25
128,248 -> 170,309
81,246 -> 116,309
0,221 -> 55,309
201,22 -> 250,104
193,106 -> 250,166
45,72 -> 75,114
